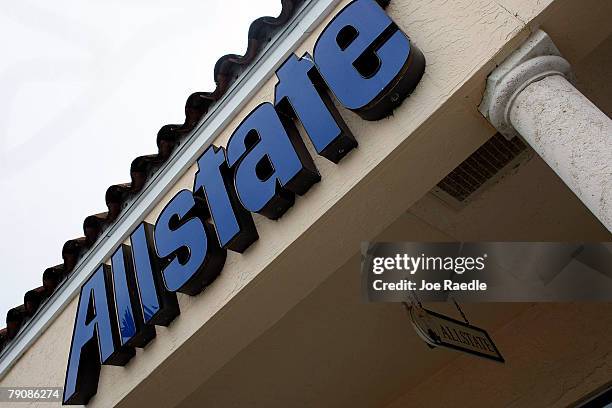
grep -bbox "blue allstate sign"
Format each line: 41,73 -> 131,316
63,0 -> 425,404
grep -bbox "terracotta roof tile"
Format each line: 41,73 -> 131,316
0,0 -> 308,354
0,0 -> 391,354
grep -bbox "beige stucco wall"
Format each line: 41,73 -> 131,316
0,0 -> 610,407
386,303 -> 612,408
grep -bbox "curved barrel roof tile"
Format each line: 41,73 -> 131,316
0,0 -> 391,354
0,0 -> 308,354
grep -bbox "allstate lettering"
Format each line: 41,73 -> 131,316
63,0 -> 425,404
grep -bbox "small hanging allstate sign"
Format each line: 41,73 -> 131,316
408,306 -> 505,362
